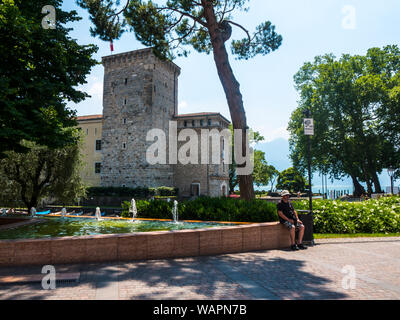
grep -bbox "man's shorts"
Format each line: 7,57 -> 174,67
282,220 -> 304,230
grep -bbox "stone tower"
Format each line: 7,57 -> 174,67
100,48 -> 180,188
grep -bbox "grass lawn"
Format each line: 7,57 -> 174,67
314,233 -> 400,239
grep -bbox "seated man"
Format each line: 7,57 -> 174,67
277,190 -> 307,251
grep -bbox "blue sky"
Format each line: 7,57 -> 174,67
62,0 -> 399,189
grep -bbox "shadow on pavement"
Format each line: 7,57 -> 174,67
0,252 -> 349,300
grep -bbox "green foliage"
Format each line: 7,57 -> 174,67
0,0 -> 98,157
0,134 -> 86,210
293,196 -> 400,234
121,197 -> 278,222
252,150 -> 278,189
78,0 -> 282,61
87,186 -> 178,198
276,167 -> 307,193
289,46 -> 400,194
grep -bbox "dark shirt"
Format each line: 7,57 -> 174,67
277,200 -> 296,224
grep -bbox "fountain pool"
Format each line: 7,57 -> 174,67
0,216 -> 236,240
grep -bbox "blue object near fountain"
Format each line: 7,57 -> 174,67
35,210 -> 51,215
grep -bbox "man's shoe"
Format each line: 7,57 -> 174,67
291,244 -> 299,251
297,243 -> 307,250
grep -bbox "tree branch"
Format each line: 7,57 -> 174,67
226,20 -> 251,43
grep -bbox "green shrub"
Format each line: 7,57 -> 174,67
87,186 -> 177,198
156,186 -> 179,197
293,196 -> 400,234
121,197 -> 278,222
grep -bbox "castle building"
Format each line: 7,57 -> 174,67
77,48 -> 230,198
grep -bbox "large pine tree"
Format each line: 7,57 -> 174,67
77,0 -> 282,200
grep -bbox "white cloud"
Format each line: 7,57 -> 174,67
178,100 -> 188,110
87,81 -> 103,98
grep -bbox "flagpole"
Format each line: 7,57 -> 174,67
110,40 -> 114,54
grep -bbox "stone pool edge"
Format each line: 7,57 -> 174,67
0,222 -> 291,267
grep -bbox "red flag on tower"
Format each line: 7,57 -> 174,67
110,40 -> 114,53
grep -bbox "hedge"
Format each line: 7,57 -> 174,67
86,186 -> 178,198
121,197 -> 278,223
293,196 -> 400,234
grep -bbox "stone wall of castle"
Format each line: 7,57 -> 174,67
100,48 -> 180,188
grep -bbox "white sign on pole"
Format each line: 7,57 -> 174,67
304,118 -> 314,136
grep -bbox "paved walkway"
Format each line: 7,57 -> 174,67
0,237 -> 399,300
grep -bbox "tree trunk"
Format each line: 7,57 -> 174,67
202,1 -> 255,200
351,175 -> 365,197
371,170 -> 382,193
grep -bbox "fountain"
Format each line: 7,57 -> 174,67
95,207 -> 102,221
30,207 -> 37,217
61,208 -> 67,218
172,200 -> 179,223
129,198 -> 137,222
1,208 -> 7,216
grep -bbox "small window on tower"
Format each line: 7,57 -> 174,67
124,98 -> 127,105
95,140 -> 102,151
95,162 -> 101,174
124,78 -> 128,85
122,142 -> 126,149
123,118 -> 127,124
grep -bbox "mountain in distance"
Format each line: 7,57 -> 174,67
255,138 -> 291,172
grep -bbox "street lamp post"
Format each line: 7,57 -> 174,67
388,168 -> 395,195
303,109 -> 314,245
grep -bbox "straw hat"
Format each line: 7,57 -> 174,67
281,190 -> 291,197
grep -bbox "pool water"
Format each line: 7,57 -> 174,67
0,217 -> 233,240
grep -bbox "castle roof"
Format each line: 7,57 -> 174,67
77,114 -> 103,121
174,112 -> 230,124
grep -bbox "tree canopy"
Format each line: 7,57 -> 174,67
289,46 -> 400,195
0,0 -> 98,157
0,132 -> 87,213
276,167 -> 307,193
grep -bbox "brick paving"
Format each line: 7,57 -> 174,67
0,236 -> 399,300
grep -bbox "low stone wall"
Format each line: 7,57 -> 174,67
0,222 -> 291,267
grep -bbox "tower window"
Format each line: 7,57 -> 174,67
95,162 -> 101,174
124,98 -> 127,105
122,142 -> 126,149
86,128 -> 89,135
123,118 -> 127,124
124,78 -> 128,85
95,140 -> 102,151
